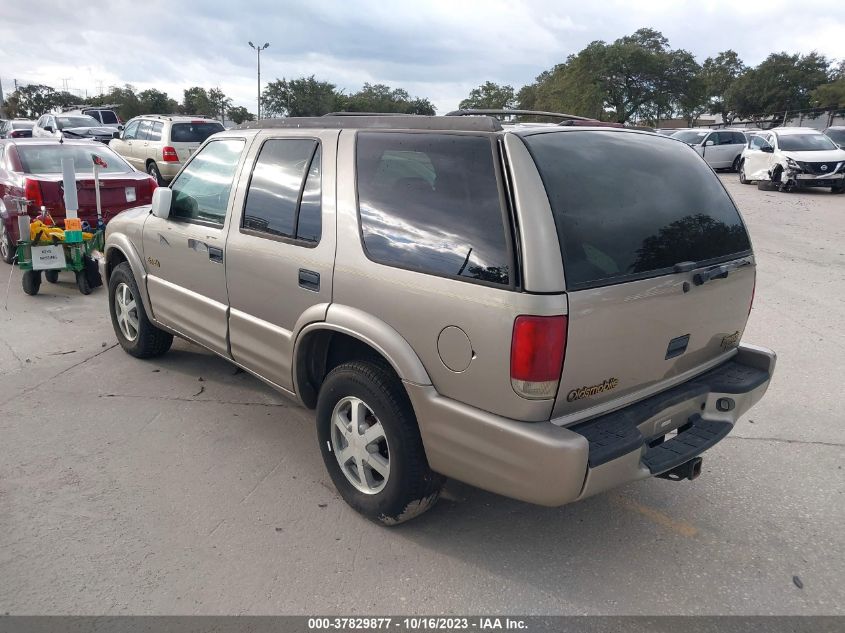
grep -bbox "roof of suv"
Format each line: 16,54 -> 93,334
238,115 -> 503,132
131,114 -> 219,123
771,127 -> 825,136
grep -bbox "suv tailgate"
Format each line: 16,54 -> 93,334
520,130 -> 755,421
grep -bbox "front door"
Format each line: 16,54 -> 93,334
225,131 -> 337,390
142,137 -> 248,356
744,133 -> 775,180
114,120 -> 141,169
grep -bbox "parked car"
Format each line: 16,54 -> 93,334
61,107 -> 122,128
103,115 -> 775,524
671,128 -> 746,171
739,127 -> 845,193
109,115 -> 224,185
0,119 -> 36,139
32,114 -> 115,143
823,126 -> 845,148
0,138 -> 157,264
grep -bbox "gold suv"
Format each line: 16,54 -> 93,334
108,114 -> 224,185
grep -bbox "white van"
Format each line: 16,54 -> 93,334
671,128 -> 747,171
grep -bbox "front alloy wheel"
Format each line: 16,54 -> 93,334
114,282 -> 139,341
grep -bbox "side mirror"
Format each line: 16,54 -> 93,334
44,125 -> 53,133
112,131 -> 120,139
151,187 -> 172,219
118,125 -> 125,131
761,145 -> 774,153
704,140 -> 715,146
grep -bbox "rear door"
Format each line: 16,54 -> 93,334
142,136 -> 248,355
225,131 -> 337,390
520,130 -> 755,422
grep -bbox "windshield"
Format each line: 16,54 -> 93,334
777,133 -> 837,151
56,115 -> 100,129
524,130 -> 751,290
15,144 -> 130,174
823,129 -> 845,145
671,130 -> 708,144
171,122 -> 224,143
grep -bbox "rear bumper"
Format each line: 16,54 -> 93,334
407,343 -> 775,506
156,161 -> 182,181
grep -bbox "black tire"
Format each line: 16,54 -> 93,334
0,223 -> 15,264
739,161 -> 753,185
731,155 -> 741,173
757,180 -> 774,191
45,269 -> 60,283
75,269 -> 91,294
316,360 -> 444,525
147,162 -> 165,186
108,261 -> 173,358
22,270 -> 41,295
832,184 -> 845,194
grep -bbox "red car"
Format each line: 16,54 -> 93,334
0,138 -> 157,263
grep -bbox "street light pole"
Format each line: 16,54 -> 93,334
248,41 -> 270,119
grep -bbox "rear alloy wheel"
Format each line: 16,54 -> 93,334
316,360 -> 444,525
739,162 -> 753,185
147,162 -> 165,186
0,223 -> 14,264
731,156 -> 741,173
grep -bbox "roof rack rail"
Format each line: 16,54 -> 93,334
446,108 -> 593,122
322,111 -> 411,117
237,115 -> 502,132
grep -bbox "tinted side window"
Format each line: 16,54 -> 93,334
136,120 -> 152,141
149,121 -> 163,141
170,139 -> 245,225
242,139 -> 320,242
123,120 -> 139,140
732,132 -> 746,144
356,132 -> 510,286
524,131 -> 751,290
84,111 -> 101,123
100,111 -> 118,124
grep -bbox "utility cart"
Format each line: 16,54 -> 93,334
16,227 -> 104,296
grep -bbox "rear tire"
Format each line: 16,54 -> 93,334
147,162 -> 165,186
0,223 -> 15,264
316,360 -> 444,525
739,161 -> 753,185
22,270 -> 41,295
108,262 -> 173,358
731,156 -> 741,172
45,270 -> 60,283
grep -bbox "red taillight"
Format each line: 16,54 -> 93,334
510,315 -> 568,399
162,146 -> 179,162
24,178 -> 44,210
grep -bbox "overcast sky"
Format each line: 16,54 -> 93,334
1,0 -> 843,114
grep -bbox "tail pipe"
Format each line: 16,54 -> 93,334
657,456 -> 703,482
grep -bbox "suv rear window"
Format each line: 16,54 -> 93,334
523,130 -> 751,290
356,132 -> 511,286
171,122 -> 224,143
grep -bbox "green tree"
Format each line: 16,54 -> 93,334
811,78 -> 845,108
3,84 -> 59,118
182,86 -> 215,116
208,88 -> 232,122
458,81 -> 516,110
90,84 -> 142,120
725,52 -> 831,121
700,50 -> 746,124
340,83 -> 435,114
227,106 -> 255,124
137,89 -> 175,115
262,76 -> 340,117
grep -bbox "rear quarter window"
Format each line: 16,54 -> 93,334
356,132 -> 512,287
523,130 -> 751,290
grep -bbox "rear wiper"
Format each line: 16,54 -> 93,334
691,258 -> 752,286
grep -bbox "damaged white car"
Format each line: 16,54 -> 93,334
739,128 -> 845,193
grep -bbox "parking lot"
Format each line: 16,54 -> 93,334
0,174 -> 843,615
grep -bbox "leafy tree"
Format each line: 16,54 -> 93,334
3,84 -> 59,118
459,82 -> 516,110
137,88 -> 176,115
182,86 -> 216,116
208,88 -> 232,122
340,83 -> 435,114
811,78 -> 845,108
227,106 -> 255,124
725,52 -> 831,121
90,84 -> 142,120
700,50 -> 746,123
262,76 -> 340,117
